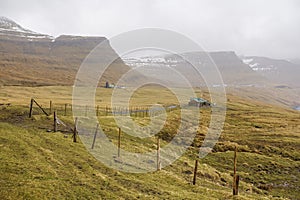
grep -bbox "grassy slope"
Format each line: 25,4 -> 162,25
0,119 -> 263,200
0,86 -> 299,199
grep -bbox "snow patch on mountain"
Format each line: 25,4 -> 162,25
0,16 -> 53,40
123,56 -> 168,67
242,58 -> 253,65
0,16 -> 36,34
242,57 -> 277,72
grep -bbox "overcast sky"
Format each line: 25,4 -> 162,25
1,0 -> 299,59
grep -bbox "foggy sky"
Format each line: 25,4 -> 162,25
1,0 -> 299,59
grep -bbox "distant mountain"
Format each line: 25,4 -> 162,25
0,16 -> 53,40
241,56 -> 300,87
1,16 -> 298,90
124,51 -> 266,87
0,17 -> 128,86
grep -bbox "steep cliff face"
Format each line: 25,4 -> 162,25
0,17 -> 128,86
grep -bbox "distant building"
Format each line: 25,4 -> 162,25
105,81 -> 115,88
188,97 -> 211,107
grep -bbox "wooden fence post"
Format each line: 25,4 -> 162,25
64,104 -> 67,116
118,127 -> 121,158
53,111 -> 57,132
193,159 -> 198,185
65,104 -> 68,116
73,118 -> 78,143
49,100 -> 52,114
91,123 -> 99,149
96,105 -> 99,116
235,175 -> 240,195
29,98 -> 34,118
157,137 -> 161,171
233,146 -> 239,195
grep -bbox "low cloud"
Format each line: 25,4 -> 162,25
1,0 -> 299,59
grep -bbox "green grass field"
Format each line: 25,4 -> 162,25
0,86 -> 299,199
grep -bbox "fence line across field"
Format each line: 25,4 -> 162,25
34,100 -> 179,117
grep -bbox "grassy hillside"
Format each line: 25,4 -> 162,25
0,33 -> 132,87
0,86 -> 299,199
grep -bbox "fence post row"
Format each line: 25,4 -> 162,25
30,101 -> 178,118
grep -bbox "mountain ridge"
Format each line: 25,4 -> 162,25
0,16 -> 130,86
241,55 -> 300,87
1,16 -> 299,91
0,16 -> 54,41
123,51 -> 267,87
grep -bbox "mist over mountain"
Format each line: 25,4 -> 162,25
0,16 -> 299,93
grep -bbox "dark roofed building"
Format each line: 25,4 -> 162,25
188,97 -> 211,107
